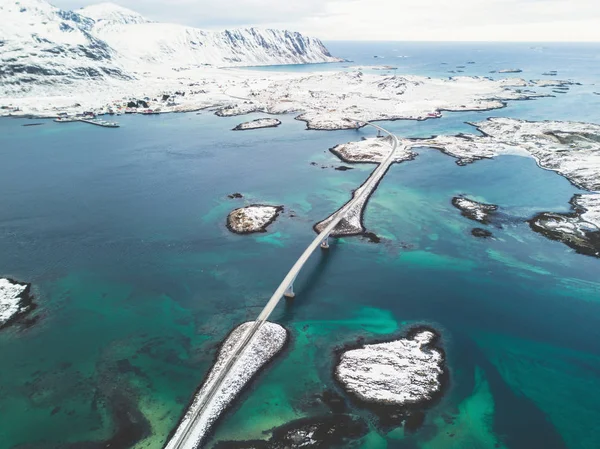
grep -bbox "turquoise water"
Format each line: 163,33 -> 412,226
1,43 -> 600,449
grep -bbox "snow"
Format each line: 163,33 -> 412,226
219,72 -> 538,131
233,118 -> 281,131
330,136 -> 413,164
78,2 -> 151,28
417,118 -> 600,192
576,194 -> 600,230
335,330 -> 444,405
164,321 -> 287,449
474,118 -> 600,192
0,278 -> 29,327
227,205 -> 282,233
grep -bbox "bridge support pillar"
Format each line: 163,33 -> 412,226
320,235 -> 330,249
284,282 -> 295,299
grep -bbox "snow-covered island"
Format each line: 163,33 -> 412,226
330,136 -> 414,164
335,327 -> 446,430
227,205 -> 283,234
165,321 -> 288,449
529,194 -> 600,257
0,278 -> 34,329
451,196 -> 498,224
232,118 -> 282,131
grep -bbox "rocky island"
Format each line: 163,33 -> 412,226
0,278 -> 35,329
232,118 -> 282,131
334,327 -> 447,430
164,321 -> 288,449
451,196 -> 498,224
529,194 -> 600,257
227,205 -> 283,234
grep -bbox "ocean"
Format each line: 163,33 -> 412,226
1,42 -> 599,449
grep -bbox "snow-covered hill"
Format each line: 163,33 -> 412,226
0,0 -> 340,97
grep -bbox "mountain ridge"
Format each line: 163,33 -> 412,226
0,0 -> 340,97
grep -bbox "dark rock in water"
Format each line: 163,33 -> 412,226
528,195 -> 600,258
363,231 -> 381,243
22,123 -> 43,127
471,228 -> 493,238
213,415 -> 368,449
404,410 -> 426,433
452,196 -> 498,224
59,389 -> 151,449
319,390 -> 347,414
334,165 -> 353,171
228,192 -> 243,199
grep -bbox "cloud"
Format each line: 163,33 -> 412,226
51,0 -> 600,41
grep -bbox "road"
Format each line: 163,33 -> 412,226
165,119 -> 400,449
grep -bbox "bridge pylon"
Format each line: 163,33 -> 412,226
283,280 -> 296,299
320,235 -> 330,249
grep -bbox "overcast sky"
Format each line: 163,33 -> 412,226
53,0 -> 600,41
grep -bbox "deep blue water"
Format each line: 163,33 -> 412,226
1,43 -> 600,449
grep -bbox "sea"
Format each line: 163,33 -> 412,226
1,42 -> 600,449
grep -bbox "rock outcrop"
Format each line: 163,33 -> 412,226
227,205 -> 283,234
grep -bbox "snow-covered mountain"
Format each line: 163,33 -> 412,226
77,3 -> 338,68
0,0 -> 340,97
78,2 -> 151,28
0,0 -> 131,96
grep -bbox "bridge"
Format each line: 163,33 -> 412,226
165,119 -> 400,449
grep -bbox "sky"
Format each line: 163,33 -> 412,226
52,0 -> 600,41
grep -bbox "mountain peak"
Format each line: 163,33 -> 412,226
79,2 -> 150,26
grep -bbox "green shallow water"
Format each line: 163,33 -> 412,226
2,43 -> 600,449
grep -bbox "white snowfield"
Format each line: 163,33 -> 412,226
336,330 -> 444,405
227,205 -> 282,233
164,321 -> 287,449
221,72 -> 537,130
0,278 -> 29,327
